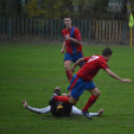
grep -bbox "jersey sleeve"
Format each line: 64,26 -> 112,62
62,30 -> 65,39
100,58 -> 109,70
84,57 -> 90,63
74,28 -> 81,41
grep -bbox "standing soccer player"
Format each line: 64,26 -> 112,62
61,17 -> 83,82
50,47 -> 132,119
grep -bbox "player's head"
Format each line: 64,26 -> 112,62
64,16 -> 72,29
102,47 -> 113,62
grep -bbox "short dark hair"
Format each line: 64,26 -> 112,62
102,47 -> 113,57
64,16 -> 71,19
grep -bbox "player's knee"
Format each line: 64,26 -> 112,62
69,101 -> 76,105
96,90 -> 101,97
64,67 -> 69,71
64,64 -> 70,71
92,87 -> 101,97
69,99 -> 77,105
64,61 -> 72,70
92,90 -> 101,97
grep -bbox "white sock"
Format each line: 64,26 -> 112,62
26,105 -> 51,114
89,113 -> 99,116
71,106 -> 99,116
71,106 -> 83,115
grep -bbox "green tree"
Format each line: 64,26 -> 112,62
127,0 -> 134,14
73,0 -> 109,19
25,0 -> 74,19
0,0 -> 23,18
25,0 -> 61,18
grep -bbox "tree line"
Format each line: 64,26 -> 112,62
0,0 -> 134,20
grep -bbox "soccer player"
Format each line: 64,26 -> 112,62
22,87 -> 103,117
50,47 -> 132,119
61,17 -> 83,82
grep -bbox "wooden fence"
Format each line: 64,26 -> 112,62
0,18 -> 133,44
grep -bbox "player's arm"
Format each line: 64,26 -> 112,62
61,41 -> 66,53
105,68 -> 132,82
22,101 -> 51,114
71,58 -> 84,73
65,28 -> 81,45
68,37 -> 81,45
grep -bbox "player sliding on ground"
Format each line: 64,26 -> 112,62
22,87 -> 103,117
49,47 -> 132,120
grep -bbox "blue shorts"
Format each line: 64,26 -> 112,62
68,75 -> 96,99
64,52 -> 84,65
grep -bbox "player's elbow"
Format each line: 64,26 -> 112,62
106,69 -> 113,76
107,72 -> 112,76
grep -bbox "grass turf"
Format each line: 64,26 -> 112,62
0,43 -> 134,134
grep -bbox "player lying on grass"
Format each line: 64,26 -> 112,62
49,47 -> 132,120
22,87 -> 103,117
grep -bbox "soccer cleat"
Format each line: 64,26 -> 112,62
54,87 -> 61,96
49,93 -> 57,105
98,109 -> 104,116
82,111 -> 92,120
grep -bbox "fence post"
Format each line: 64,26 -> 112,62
51,19 -> 53,40
22,18 -> 24,38
126,21 -> 128,43
95,20 -> 98,41
113,20 -> 115,42
85,20 -> 87,39
30,19 -> 32,38
55,19 -> 57,40
58,19 -> 60,39
88,20 -> 91,43
42,19 -> 44,39
0,17 -> 1,38
26,18 -> 27,39
119,21 -> 121,42
73,19 -> 76,27
46,19 -> 48,38
77,19 -> 80,30
121,21 -> 125,43
133,24 -> 134,44
9,18 -> 12,39
106,20 -> 108,42
81,20 -> 83,38
18,18 -> 19,39
34,19 -> 36,39
109,20 -> 111,42
7,19 -> 8,39
38,19 -> 40,39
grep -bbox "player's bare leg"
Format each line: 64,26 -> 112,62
22,100 -> 28,108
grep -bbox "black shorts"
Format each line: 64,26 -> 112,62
50,101 -> 72,117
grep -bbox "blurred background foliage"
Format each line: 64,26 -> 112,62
0,0 -> 134,20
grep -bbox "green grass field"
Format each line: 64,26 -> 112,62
0,42 -> 134,134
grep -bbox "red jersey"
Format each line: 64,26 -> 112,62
62,26 -> 82,54
76,55 -> 109,81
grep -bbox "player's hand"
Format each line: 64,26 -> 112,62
65,34 -> 70,40
60,49 -> 64,53
22,100 -> 28,108
121,79 -> 132,82
70,67 -> 75,73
